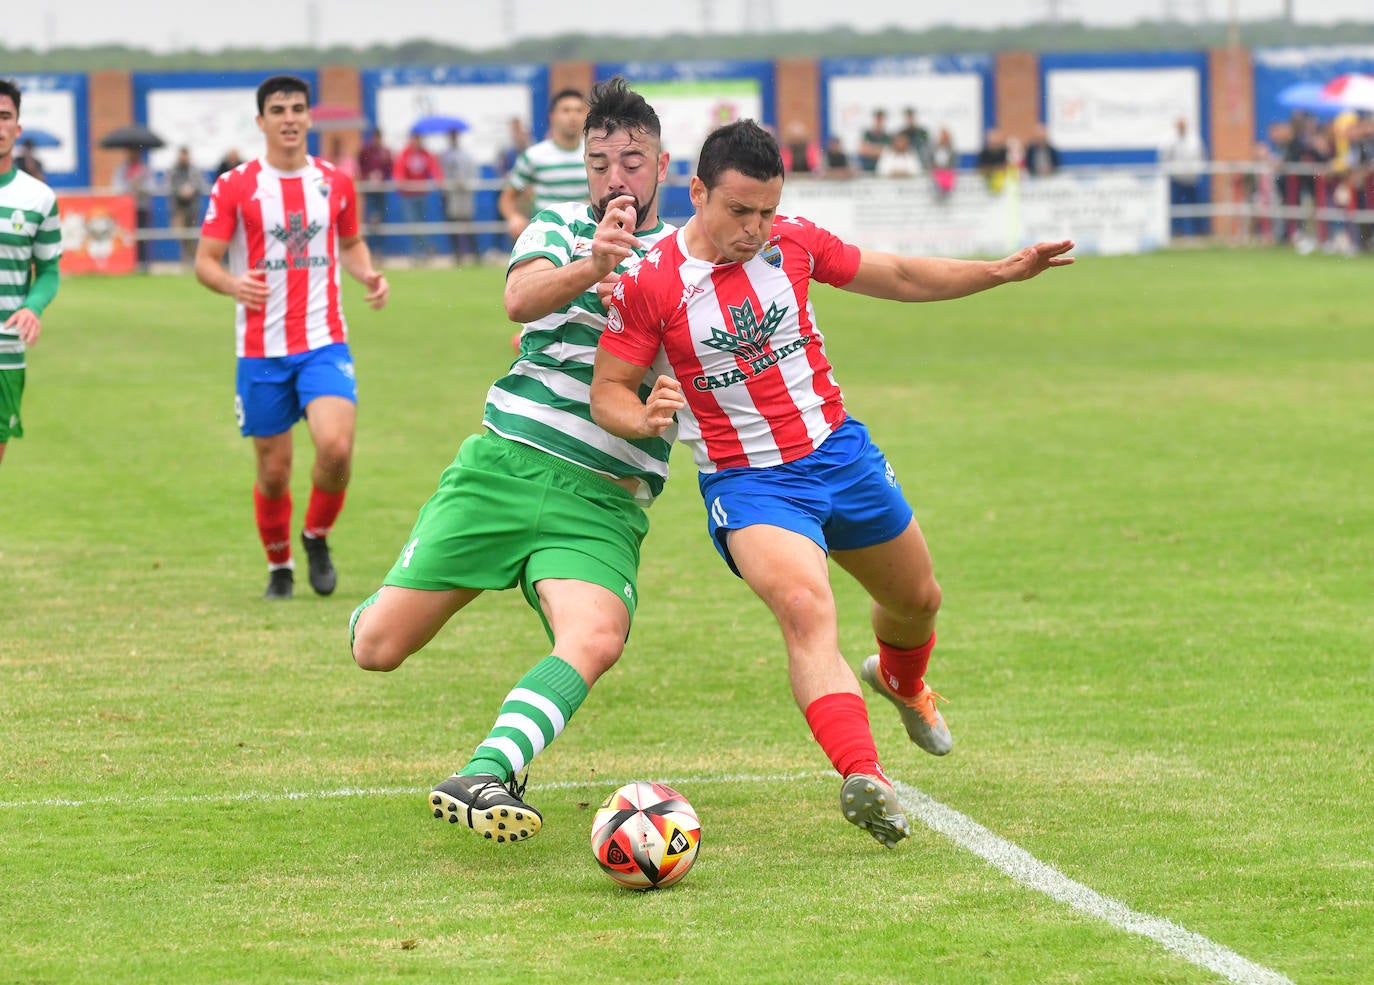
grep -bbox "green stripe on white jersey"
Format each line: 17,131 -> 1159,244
0,168 -> 62,368
507,139 -> 590,213
486,202 -> 676,504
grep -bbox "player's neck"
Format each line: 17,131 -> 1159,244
682,217 -> 728,264
266,146 -> 309,172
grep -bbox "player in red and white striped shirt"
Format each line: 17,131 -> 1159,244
593,120 -> 1073,847
196,75 -> 388,601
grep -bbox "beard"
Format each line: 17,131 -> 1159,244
591,185 -> 658,229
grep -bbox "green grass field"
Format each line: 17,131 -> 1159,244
2,250 -> 1370,984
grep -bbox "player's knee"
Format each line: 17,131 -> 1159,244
351,620 -> 407,672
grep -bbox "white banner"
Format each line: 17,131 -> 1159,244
827,73 -> 985,160
374,83 -> 531,167
1046,68 -> 1201,151
777,171 -> 1168,257
147,88 -> 261,172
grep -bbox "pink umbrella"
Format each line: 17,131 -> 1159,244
1320,73 -> 1374,111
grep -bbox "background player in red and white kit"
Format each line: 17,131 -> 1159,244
591,119 -> 1073,848
196,75 -> 389,600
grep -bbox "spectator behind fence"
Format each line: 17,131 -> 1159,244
930,127 -> 957,197
326,136 -> 359,179
780,122 -> 821,175
898,107 -> 932,170
440,128 -> 478,265
822,136 -> 855,179
875,131 -> 922,178
16,139 -> 45,182
215,148 -> 242,178
1024,125 -> 1060,177
393,130 -> 442,262
356,128 -> 393,255
1159,117 -> 1209,238
858,108 -> 889,173
167,146 -> 206,266
112,148 -> 154,270
975,129 -> 1009,192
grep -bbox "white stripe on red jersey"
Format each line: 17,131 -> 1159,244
201,157 -> 360,358
602,215 -> 862,473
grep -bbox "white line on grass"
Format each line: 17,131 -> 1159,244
4,770 -> 1295,985
891,779 -> 1296,985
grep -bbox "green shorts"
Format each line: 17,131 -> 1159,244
0,369 -> 24,442
383,431 -> 650,638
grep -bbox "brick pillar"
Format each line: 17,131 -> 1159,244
550,62 -> 595,101
995,51 -> 1041,142
775,58 -> 821,144
1209,46 -> 1255,241
317,65 -> 364,163
88,70 -> 134,189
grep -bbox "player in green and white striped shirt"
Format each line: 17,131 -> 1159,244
350,77 -> 676,843
0,79 -> 62,466
498,88 -> 590,241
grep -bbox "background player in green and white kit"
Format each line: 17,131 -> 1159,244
0,79 -> 61,467
350,77 -> 674,842
497,88 -> 590,242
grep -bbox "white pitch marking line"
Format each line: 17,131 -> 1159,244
0,770 -> 1298,985
892,779 -> 1297,985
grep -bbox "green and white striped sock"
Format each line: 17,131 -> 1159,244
459,655 -> 589,782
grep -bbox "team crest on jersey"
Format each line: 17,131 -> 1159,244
758,242 -> 783,268
270,211 -> 322,256
606,304 -> 625,334
316,178 -> 331,199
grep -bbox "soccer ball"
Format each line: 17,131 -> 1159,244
590,781 -> 701,890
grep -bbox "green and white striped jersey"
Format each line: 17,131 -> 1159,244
506,139 -> 590,213
0,167 -> 61,370
486,203 -> 676,504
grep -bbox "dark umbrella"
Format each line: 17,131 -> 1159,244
311,103 -> 370,132
410,114 -> 469,136
99,124 -> 166,150
20,127 -> 61,148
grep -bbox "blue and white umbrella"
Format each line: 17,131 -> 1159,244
19,127 -> 61,148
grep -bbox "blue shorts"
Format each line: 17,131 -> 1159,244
235,343 -> 357,438
697,416 -> 914,577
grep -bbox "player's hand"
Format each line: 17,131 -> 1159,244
506,213 -> 530,240
595,271 -> 621,309
642,374 -> 685,437
3,308 -> 41,345
591,195 -> 640,277
1003,239 -> 1075,280
363,271 -> 389,309
235,269 -> 269,311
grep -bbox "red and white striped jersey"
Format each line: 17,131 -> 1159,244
602,215 -> 862,473
201,157 -> 360,358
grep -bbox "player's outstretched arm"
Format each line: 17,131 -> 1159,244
845,240 -> 1075,303
339,236 -> 389,310
590,349 -> 684,440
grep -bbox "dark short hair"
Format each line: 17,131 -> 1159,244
583,76 -> 660,141
0,78 -> 20,114
696,119 -> 784,190
548,88 -> 587,114
256,75 -> 311,115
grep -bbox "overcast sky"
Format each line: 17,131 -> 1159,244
13,0 -> 1374,53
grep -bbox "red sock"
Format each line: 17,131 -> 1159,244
803,692 -> 883,779
254,487 -> 293,567
877,632 -> 936,698
303,486 -> 346,539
